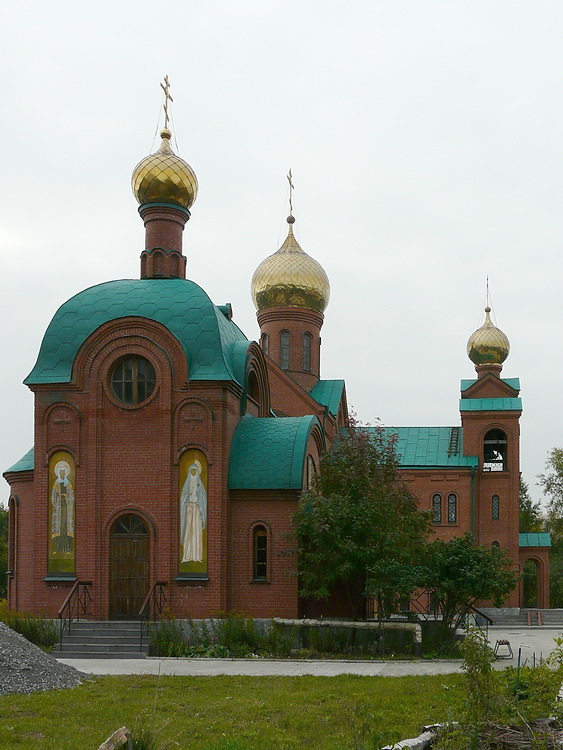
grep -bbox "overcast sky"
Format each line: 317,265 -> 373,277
1,0 -> 561,505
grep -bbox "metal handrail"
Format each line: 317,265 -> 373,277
139,580 -> 168,652
58,580 -> 93,649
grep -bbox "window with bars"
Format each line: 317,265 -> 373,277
280,331 -> 290,370
111,356 -> 156,405
253,526 -> 268,581
448,494 -> 457,523
432,494 -> 442,523
492,495 -> 500,520
303,332 -> 312,371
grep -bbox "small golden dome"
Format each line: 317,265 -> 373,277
132,129 -> 198,209
251,218 -> 330,313
467,306 -> 510,365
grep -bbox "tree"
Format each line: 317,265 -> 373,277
519,478 -> 543,533
539,448 -> 563,533
292,421 -> 432,619
539,448 -> 563,606
421,534 -> 519,641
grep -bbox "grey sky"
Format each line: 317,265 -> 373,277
1,0 -> 561,504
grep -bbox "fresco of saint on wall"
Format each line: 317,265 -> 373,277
48,451 -> 75,574
179,449 -> 208,576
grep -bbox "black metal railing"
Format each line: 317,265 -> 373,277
139,580 -> 168,652
58,580 -> 93,649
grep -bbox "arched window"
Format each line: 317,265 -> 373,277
303,332 -> 312,372
483,429 -> 507,472
7,496 -> 17,576
247,370 -> 260,404
253,525 -> 268,581
280,331 -> 290,370
432,494 -> 442,524
261,333 -> 269,357
492,541 -> 500,549
447,493 -> 457,523
492,495 -> 500,520
306,455 -> 316,490
153,249 -> 164,276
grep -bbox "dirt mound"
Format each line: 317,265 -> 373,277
0,622 -> 85,695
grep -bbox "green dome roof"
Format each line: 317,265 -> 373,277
26,279 -> 248,385
228,414 -> 321,490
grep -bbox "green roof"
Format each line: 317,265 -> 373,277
381,427 -> 478,468
309,380 -> 345,417
26,279 -> 248,385
228,415 -> 320,490
460,378 -> 520,392
459,398 -> 522,412
5,447 -> 34,474
519,532 -> 551,548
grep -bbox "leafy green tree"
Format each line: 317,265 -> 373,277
539,448 -> 563,606
292,421 -> 432,619
421,534 -> 519,641
0,504 -> 7,600
519,478 -> 543,533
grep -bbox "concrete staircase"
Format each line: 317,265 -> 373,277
480,608 -> 563,628
53,620 -> 148,659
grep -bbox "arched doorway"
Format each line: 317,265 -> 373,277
109,513 -> 150,619
522,559 -> 539,608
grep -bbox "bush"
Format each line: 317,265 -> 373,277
149,617 -> 187,657
0,599 -> 58,650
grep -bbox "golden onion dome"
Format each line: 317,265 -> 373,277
251,217 -> 330,313
132,128 -> 198,209
467,306 -> 510,366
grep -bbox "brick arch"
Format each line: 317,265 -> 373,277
520,554 -> 548,609
72,316 -> 189,390
240,342 -> 271,417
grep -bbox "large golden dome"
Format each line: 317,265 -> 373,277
467,306 -> 510,365
251,217 -> 330,313
132,128 -> 198,209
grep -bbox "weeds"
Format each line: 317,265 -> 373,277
0,599 -> 58,650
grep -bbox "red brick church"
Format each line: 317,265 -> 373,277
4,108 -> 549,620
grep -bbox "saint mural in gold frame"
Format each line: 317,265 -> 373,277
178,449 -> 208,576
48,450 -> 76,574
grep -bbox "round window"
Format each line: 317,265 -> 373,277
111,356 -> 156,405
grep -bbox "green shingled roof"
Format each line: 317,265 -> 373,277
459,398 -> 522,412
228,415 -> 320,490
460,378 -> 520,392
309,380 -> 345,416
381,427 -> 478,468
5,447 -> 34,474
519,532 -> 551,547
26,279 -> 248,385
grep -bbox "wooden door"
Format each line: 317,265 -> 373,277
109,514 -> 150,619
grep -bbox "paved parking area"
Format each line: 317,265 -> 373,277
56,626 -> 563,677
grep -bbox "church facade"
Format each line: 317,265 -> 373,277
3,118 -> 549,620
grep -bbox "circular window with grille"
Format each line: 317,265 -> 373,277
110,356 -> 156,406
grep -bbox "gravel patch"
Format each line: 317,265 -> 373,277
0,622 -> 86,695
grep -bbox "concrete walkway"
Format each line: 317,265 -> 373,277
56,626 -> 563,677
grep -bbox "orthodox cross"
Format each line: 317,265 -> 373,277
160,75 -> 174,129
287,169 -> 294,216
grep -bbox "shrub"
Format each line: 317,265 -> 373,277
0,599 -> 58,650
149,616 -> 186,657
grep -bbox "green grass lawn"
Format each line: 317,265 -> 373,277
0,673 -> 464,749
